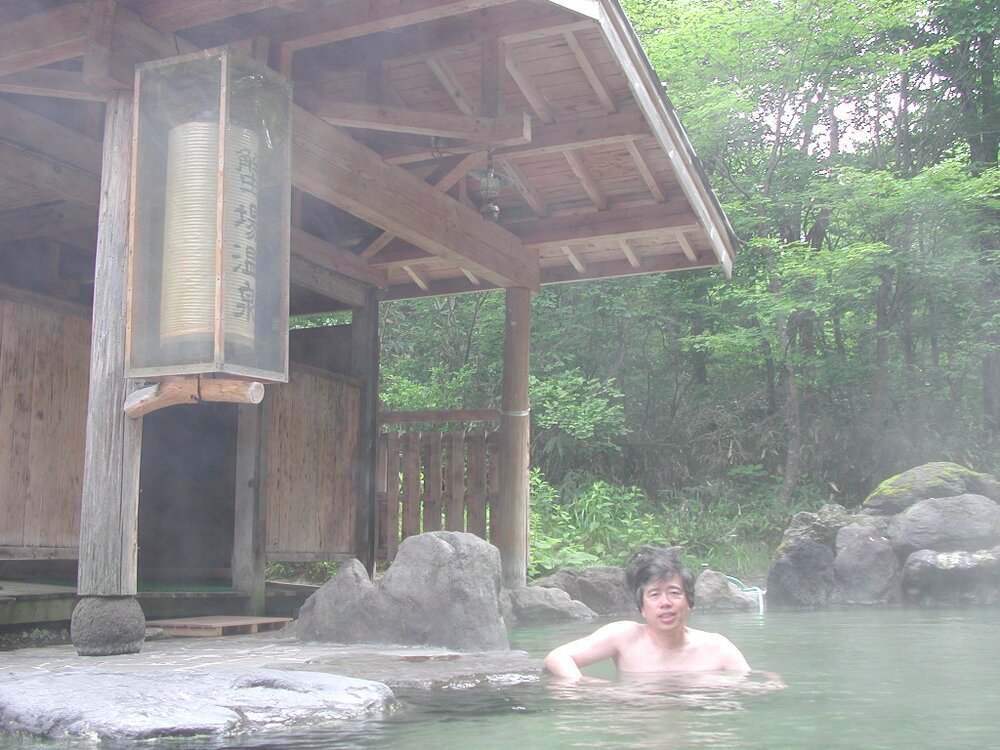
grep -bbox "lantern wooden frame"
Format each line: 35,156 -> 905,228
125,47 -> 291,384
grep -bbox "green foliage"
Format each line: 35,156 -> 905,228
265,561 -> 341,584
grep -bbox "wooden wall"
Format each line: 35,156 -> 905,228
0,298 -> 90,558
265,364 -> 360,561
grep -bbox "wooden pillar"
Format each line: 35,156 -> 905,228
232,401 -> 269,615
76,91 -> 142,599
497,286 -> 531,588
352,287 -> 381,574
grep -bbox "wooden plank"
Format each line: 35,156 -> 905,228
486,430 -> 501,545
374,432 -> 388,558
290,255 -> 371,309
675,231 -> 698,262
497,287 -> 531,587
385,431 -> 401,559
564,149 -> 607,209
427,56 -> 478,116
619,238 -> 641,268
444,430 -> 466,531
401,432 -> 422,539
23,306 -> 61,548
146,615 -> 292,637
494,157 -> 548,216
76,92 -> 142,598
0,2 -> 89,78
504,48 -> 556,123
0,304 -> 31,548
137,0 -> 308,32
423,431 -> 443,532
466,430 -> 487,538
564,30 -> 616,113
625,139 -> 665,203
292,105 -> 538,291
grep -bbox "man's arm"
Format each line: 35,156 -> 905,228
543,621 -> 637,680
714,634 -> 751,672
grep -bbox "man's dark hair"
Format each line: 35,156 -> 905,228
624,546 -> 695,612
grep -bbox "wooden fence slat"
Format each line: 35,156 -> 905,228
423,431 -> 442,532
374,431 -> 388,558
444,430 -> 465,531
486,431 -> 501,546
466,430 -> 487,538
401,431 -> 422,539
385,431 -> 401,560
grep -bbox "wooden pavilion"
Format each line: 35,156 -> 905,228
0,0 -> 737,644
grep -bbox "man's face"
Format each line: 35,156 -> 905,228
640,575 -> 691,632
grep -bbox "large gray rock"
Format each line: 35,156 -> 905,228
902,547 -> 1000,605
71,596 -> 146,656
0,667 -> 394,741
694,570 -> 760,611
885,494 -> 1000,555
533,566 -> 634,615
776,504 -> 858,555
505,586 -> 595,625
766,538 -> 835,607
296,531 -> 508,651
863,462 -> 1000,515
832,533 -> 902,605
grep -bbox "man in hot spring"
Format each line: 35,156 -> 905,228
544,546 -> 751,679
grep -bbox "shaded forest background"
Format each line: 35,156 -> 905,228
373,0 -> 999,577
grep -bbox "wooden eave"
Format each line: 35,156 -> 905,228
0,0 -> 736,313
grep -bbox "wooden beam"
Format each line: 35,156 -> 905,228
82,1 -> 198,91
625,139 -> 666,203
0,143 -> 101,208
427,57 -> 478,116
0,69 -> 105,101
361,152 -> 486,260
510,200 -> 700,249
273,0 -> 522,53
561,245 -> 587,273
481,34 -> 504,118
123,378 -> 265,419
382,107 -> 644,165
76,91 -> 142,599
564,149 -> 606,209
292,105 -> 538,291
311,101 -> 501,139
495,157 -> 547,216
675,231 -> 698,262
290,255 -> 370,308
504,47 -> 556,124
382,111 -> 531,165
380,409 -> 501,424
291,227 -> 388,289
402,265 -> 430,291
0,99 -> 103,174
564,30 -> 616,113
0,2 -> 89,78
137,0 -> 308,33
541,247 -> 716,284
619,238 -> 640,268
0,203 -> 96,243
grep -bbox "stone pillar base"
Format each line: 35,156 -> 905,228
71,596 -> 146,656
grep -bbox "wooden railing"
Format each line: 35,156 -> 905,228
375,410 -> 501,561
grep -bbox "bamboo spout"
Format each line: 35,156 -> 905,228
124,376 -> 265,419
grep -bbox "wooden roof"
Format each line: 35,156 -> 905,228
0,0 -> 737,313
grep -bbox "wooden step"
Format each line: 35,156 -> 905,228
145,615 -> 292,637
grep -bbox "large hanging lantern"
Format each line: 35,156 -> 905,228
125,47 -> 291,384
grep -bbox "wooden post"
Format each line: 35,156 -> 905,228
232,400 -> 268,615
497,286 -> 531,588
352,286 -> 380,573
73,91 -> 146,654
77,91 -> 142,597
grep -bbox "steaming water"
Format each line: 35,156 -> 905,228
4,607 -> 999,749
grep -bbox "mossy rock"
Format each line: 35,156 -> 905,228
864,462 -> 1000,516
775,504 -> 875,556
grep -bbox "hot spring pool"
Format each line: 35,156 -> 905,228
4,607 -> 999,749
